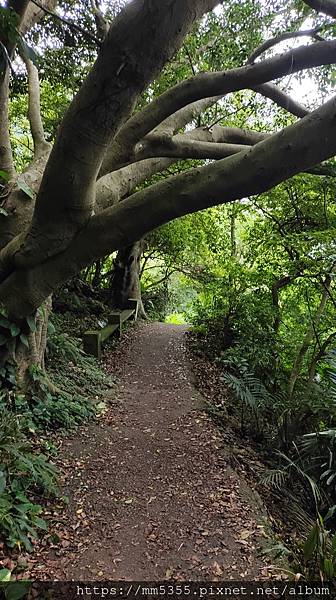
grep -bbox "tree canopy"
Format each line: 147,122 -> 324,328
0,0 -> 336,317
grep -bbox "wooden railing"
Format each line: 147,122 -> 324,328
83,298 -> 139,358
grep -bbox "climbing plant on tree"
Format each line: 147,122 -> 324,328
1,0 -> 336,387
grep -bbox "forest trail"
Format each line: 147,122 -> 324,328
39,323 -> 271,581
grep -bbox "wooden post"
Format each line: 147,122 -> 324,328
126,298 -> 139,320
83,331 -> 102,359
109,313 -> 122,339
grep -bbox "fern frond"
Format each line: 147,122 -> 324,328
221,369 -> 277,412
260,469 -> 288,490
277,450 -> 321,509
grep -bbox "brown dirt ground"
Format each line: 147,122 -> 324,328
28,322 -> 275,581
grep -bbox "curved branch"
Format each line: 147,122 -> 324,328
90,0 -> 109,40
99,96 -> 222,177
2,93 -> 336,316
102,39 -> 336,173
0,0 -> 33,177
97,122 -> 336,210
19,0 -> 57,35
95,157 -> 174,210
29,0 -> 101,46
22,56 -> 51,158
208,125 -> 268,144
97,126 -> 268,210
15,0 -> 216,271
135,131 -> 248,161
248,28 -> 325,64
0,70 -> 15,177
144,138 -> 248,161
302,0 -> 336,18
252,83 -> 309,117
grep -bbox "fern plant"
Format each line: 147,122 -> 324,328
298,429 -> 336,496
261,447 -> 336,580
260,468 -> 288,490
220,366 -> 278,432
0,410 -> 58,551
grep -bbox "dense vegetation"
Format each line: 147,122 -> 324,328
1,0 -> 336,584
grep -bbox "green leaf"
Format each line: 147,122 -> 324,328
0,471 -> 6,494
326,472 -> 336,486
0,334 -> 7,346
10,324 -> 20,337
303,523 -> 319,561
47,322 -> 55,334
19,334 -> 29,349
0,569 -> 11,582
5,581 -> 31,600
34,517 -> 47,531
17,534 -> 32,552
322,558 -> 334,579
37,306 -> 46,319
325,505 -> 336,522
26,315 -> 36,333
17,178 -> 35,201
0,170 -> 10,181
0,207 -> 8,217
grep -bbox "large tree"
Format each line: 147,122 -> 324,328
1,0 -> 336,373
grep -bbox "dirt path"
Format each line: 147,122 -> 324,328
38,323 -> 271,581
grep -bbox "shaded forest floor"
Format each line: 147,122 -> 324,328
25,323 -> 279,580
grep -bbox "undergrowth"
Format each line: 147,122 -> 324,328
0,309 -> 116,555
0,410 -> 58,552
189,330 -> 336,581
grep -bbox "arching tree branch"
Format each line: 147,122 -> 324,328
90,0 -> 109,41
95,157 -> 174,210
102,39 -> 336,174
252,83 -> 309,118
135,130 -> 248,162
2,93 -> 336,316
0,70 -> 15,177
22,56 -> 51,159
19,0 -> 58,35
248,27 -> 325,64
302,0 -> 336,18
29,0 -> 101,46
15,0 -> 219,272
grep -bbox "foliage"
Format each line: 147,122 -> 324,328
299,429 -> 336,496
47,317 -> 115,416
0,410 -> 57,552
164,313 -> 187,325
189,175 -> 336,398
302,513 -> 336,581
0,569 -> 30,600
184,181 -> 336,579
262,449 -> 336,580
0,296 -> 116,551
221,366 -> 274,429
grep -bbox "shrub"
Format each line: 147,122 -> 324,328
0,411 -> 58,551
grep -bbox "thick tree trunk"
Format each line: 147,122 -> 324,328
0,296 -> 52,394
17,296 -> 52,390
110,241 -> 147,318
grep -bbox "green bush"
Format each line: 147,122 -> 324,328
0,410 -> 58,551
47,325 -> 115,411
0,305 -> 116,551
